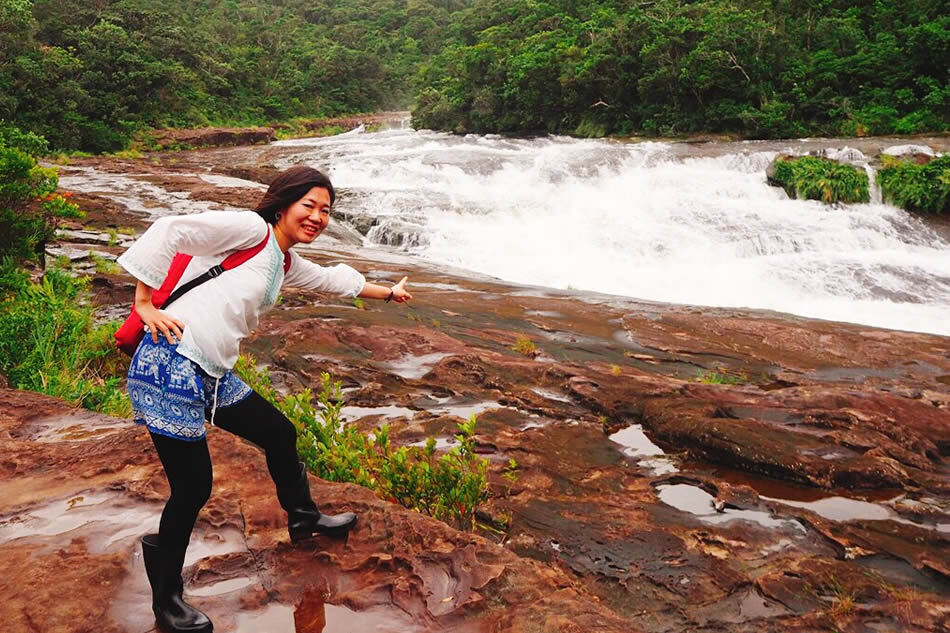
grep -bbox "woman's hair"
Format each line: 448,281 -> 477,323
253,165 -> 336,224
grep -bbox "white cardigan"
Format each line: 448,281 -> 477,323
118,210 -> 365,377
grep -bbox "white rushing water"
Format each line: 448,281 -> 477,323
273,128 -> 950,336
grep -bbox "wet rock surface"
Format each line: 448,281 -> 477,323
148,126 -> 277,149
5,139 -> 949,632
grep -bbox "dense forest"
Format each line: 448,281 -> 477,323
1,0 -> 948,151
414,0 -> 950,138
2,0 -> 472,151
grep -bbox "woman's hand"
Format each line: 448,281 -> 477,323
358,277 -> 413,303
136,302 -> 186,344
134,280 -> 185,344
390,276 -> 412,303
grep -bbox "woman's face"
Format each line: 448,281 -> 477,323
278,186 -> 331,245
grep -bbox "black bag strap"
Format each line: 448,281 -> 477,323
159,228 -> 271,309
160,264 -> 223,309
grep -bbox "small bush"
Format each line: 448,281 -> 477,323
770,156 -> 870,204
696,368 -> 747,385
110,148 -> 145,160
0,146 -> 59,261
233,356 -> 491,529
0,124 -> 85,262
0,121 -> 49,156
878,155 -> 950,215
512,335 -> 537,356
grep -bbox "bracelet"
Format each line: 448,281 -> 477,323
385,289 -> 394,303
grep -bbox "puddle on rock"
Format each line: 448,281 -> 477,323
694,587 -> 792,624
184,527 -> 249,565
530,387 -> 573,403
0,490 -> 160,552
763,495 -> 949,533
408,436 -> 457,451
520,419 -> 551,431
739,589 -> 793,619
296,600 -> 426,633
341,405 -> 417,422
609,424 -> 678,476
23,409 -> 130,443
237,600 -> 424,633
323,604 -> 423,632
433,401 -> 511,419
187,575 -> 256,597
656,484 -> 805,532
235,602 -> 295,631
378,352 -> 451,379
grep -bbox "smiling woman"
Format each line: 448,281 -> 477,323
115,165 -> 412,633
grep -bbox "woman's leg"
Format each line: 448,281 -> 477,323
212,390 -> 356,541
148,431 -> 213,632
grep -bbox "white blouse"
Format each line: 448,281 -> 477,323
118,210 -> 365,377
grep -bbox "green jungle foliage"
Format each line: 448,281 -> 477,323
3,0 -> 947,150
1,121 -> 84,261
0,262 -> 132,415
413,0 -> 949,138
878,155 -> 950,214
234,356 -> 491,529
0,122 -> 130,414
771,156 -> 870,204
3,0 -> 474,151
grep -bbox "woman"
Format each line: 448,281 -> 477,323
118,166 -> 411,633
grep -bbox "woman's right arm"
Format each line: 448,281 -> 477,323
118,211 -> 268,289
134,281 -> 185,344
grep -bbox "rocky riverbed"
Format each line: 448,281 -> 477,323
2,135 -> 948,632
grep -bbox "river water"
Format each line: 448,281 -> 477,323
270,128 -> 950,337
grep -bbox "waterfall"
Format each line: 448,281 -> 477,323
864,163 -> 883,204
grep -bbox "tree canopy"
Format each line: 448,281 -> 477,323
413,0 -> 950,138
2,0 -> 947,150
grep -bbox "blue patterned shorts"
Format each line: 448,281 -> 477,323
127,336 -> 252,441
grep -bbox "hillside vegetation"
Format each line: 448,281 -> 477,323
1,0 -> 947,150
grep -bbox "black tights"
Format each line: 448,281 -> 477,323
148,390 -> 299,567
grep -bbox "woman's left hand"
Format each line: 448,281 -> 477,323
390,276 -> 412,303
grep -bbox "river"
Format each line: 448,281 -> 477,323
64,126 -> 950,336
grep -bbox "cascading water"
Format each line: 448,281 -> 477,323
274,129 -> 950,337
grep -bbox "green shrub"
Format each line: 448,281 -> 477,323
512,334 -> 537,356
696,368 -> 747,385
233,356 -> 491,529
0,121 -> 49,156
0,145 -> 59,261
0,125 -> 84,262
878,155 -> 950,215
0,262 -> 131,415
770,156 -> 870,204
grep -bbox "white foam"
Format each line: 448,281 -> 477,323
288,130 -> 950,336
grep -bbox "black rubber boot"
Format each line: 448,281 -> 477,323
141,534 -> 213,633
141,533 -> 161,592
279,462 -> 357,543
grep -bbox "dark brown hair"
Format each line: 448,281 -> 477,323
253,165 -> 336,224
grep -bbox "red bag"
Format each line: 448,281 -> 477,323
115,229 -> 290,355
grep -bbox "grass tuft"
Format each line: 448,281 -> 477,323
770,156 -> 870,204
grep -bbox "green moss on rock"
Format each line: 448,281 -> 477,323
767,156 -> 870,204
878,155 -> 950,215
